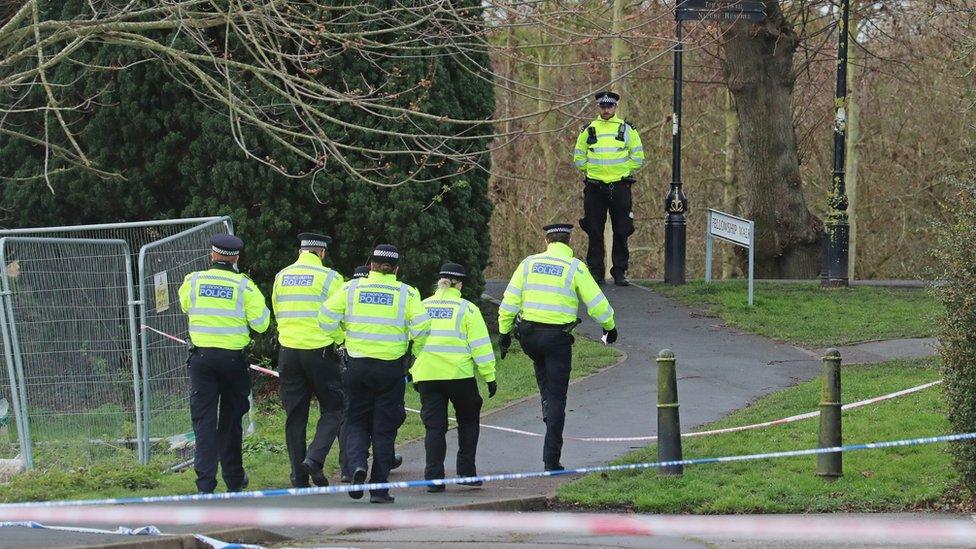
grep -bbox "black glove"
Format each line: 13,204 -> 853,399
603,327 -> 618,344
487,381 -> 497,398
499,332 -> 512,359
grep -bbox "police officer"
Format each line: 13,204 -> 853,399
178,234 -> 271,494
319,245 -> 430,503
573,91 -> 645,286
497,224 -> 617,471
352,265 -> 370,279
337,264 -> 403,483
272,233 -> 345,488
411,263 -> 496,493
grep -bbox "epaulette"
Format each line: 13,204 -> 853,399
625,119 -> 637,130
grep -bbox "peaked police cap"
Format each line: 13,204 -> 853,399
439,262 -> 467,279
298,232 -> 331,249
371,244 -> 400,264
595,91 -> 620,105
211,234 -> 244,256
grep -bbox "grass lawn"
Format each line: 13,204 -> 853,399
644,280 -> 941,347
557,357 -> 957,513
0,335 -> 620,503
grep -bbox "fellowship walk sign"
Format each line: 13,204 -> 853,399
705,209 -> 755,306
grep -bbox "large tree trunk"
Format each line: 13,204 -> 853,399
721,1 -> 824,278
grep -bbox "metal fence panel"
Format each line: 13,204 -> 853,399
138,217 -> 233,461
0,288 -> 27,464
0,218 -> 229,255
0,238 -> 141,469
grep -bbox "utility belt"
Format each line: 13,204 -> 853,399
186,341 -> 245,356
517,318 -> 581,336
584,176 -> 635,188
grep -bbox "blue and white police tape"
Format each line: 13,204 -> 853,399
2,431 -> 974,509
0,521 -> 261,549
0,521 -> 162,536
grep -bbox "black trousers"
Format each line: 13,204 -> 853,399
188,347 -> 251,493
417,378 -> 483,480
278,346 -> 346,487
345,356 -> 406,497
517,323 -> 574,468
580,179 -> 635,280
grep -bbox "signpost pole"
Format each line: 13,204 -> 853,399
748,220 -> 755,306
705,210 -> 713,283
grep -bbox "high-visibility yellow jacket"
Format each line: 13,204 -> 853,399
498,242 -> 615,334
178,264 -> 271,350
272,252 -> 344,350
573,115 -> 645,183
318,271 -> 430,361
411,287 -> 496,383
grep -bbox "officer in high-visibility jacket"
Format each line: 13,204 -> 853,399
411,263 -> 496,492
272,233 -> 345,488
497,224 -> 618,471
336,264 -> 403,483
573,91 -> 645,286
319,244 -> 430,503
178,234 -> 271,494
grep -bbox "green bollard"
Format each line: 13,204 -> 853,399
657,349 -> 683,476
816,348 -> 843,479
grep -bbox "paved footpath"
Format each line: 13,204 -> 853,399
0,283 -> 939,548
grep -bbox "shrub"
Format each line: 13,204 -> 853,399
934,176 -> 976,493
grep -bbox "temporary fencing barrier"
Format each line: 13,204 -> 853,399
2,431 -> 973,508
0,218 -> 233,468
4,506 -> 976,546
136,217 -> 235,463
0,238 -> 140,469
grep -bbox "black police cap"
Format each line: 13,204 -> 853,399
211,234 -> 244,256
543,223 -> 574,235
298,232 -> 331,249
371,244 -> 400,264
595,91 -> 620,106
352,265 -> 370,279
439,262 -> 467,279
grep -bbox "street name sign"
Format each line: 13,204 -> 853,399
676,0 -> 766,23
705,209 -> 755,306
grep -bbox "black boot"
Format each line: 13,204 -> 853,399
348,468 -> 368,500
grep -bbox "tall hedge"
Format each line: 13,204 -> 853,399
0,0 -> 494,301
934,177 -> 976,492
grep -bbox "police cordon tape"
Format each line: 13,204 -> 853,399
5,502 -> 976,545
0,521 -> 261,549
142,324 -> 945,444
2,431 -> 975,509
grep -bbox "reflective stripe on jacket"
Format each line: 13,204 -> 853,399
498,242 -> 615,334
411,287 -> 496,382
178,266 -> 271,350
272,252 -> 343,349
573,115 -> 645,183
318,271 -> 430,361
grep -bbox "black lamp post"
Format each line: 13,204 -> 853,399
665,19 -> 689,285
822,0 -> 851,288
